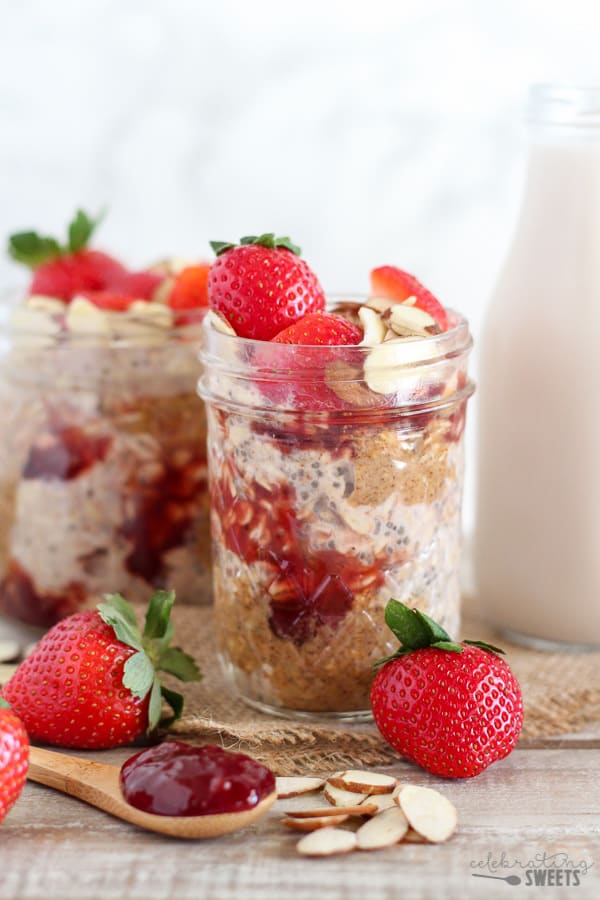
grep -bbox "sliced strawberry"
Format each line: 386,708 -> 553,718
77,290 -> 140,312
30,250 -> 127,301
168,264 -> 211,310
272,312 -> 362,346
113,270 -> 163,301
370,266 -> 448,331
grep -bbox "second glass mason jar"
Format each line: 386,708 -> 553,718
0,299 -> 212,627
201,303 -> 473,719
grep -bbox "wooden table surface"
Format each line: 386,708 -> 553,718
1,734 -> 599,900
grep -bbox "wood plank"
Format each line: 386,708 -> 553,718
2,747 -> 600,899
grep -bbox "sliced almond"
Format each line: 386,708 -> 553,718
358,306 -> 386,347
397,785 -> 458,843
0,663 -> 18,686
285,804 -> 376,819
361,793 -> 397,815
365,296 -> 394,314
356,805 -> 409,850
26,295 -> 67,313
403,827 -> 429,844
207,308 -> 237,336
388,303 -> 436,336
296,827 -> 357,857
324,782 -> 370,807
66,298 -> 111,338
0,640 -> 21,663
276,776 -> 325,798
324,360 -> 382,408
327,770 -> 397,795
283,814 -> 349,832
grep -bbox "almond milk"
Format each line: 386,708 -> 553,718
475,85 -> 600,646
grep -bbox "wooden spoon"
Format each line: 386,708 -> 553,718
28,746 -> 277,839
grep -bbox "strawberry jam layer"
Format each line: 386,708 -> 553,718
0,560 -> 86,627
213,466 -> 384,646
120,742 -> 275,816
23,421 -> 112,480
121,454 -> 207,582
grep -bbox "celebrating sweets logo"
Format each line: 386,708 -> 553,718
470,851 -> 593,887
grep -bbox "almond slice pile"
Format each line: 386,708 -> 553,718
278,770 -> 458,856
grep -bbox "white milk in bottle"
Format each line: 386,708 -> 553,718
475,85 -> 600,647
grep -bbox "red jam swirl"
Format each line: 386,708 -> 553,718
120,742 -> 276,817
212,465 -> 384,646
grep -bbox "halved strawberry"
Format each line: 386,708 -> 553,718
114,270 -> 163,301
168,264 -> 211,310
370,266 -> 448,331
77,290 -> 140,312
272,312 -> 362,346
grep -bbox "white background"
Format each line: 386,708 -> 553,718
1,0 -> 599,531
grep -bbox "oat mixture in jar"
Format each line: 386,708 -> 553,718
200,240 -> 473,719
0,211 -> 212,626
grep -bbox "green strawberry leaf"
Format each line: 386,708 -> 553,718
122,651 -> 156,699
274,236 -> 301,255
210,240 -> 236,256
159,685 -> 185,728
102,592 -> 138,627
430,641 -> 464,653
8,231 -> 62,267
413,609 -> 452,643
0,697 -> 11,710
373,648 -> 411,668
158,646 -> 202,682
143,589 -> 175,641
211,234 -> 302,257
384,600 -> 433,650
68,208 -> 101,253
463,639 -> 506,656
147,677 -> 163,732
97,602 -> 143,651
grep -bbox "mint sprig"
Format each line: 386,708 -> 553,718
98,590 -> 201,732
8,208 -> 103,268
375,599 -> 506,667
210,233 -> 302,257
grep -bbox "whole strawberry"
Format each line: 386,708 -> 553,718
207,234 -> 325,340
2,590 -> 200,750
370,600 -> 523,778
0,699 -> 29,824
8,209 -> 163,303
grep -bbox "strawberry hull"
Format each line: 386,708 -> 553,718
201,306 -> 474,718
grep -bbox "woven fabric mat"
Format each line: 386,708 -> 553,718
166,603 -> 600,775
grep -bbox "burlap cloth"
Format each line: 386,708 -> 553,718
166,602 -> 600,775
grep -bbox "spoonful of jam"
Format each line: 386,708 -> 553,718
28,741 -> 277,839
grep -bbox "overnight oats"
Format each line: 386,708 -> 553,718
0,210 -> 212,626
200,235 -> 473,719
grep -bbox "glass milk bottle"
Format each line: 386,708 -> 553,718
475,84 -> 600,648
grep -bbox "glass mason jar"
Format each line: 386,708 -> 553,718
475,85 -> 600,649
0,297 -> 211,627
201,303 -> 473,719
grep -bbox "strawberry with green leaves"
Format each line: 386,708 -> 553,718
207,233 -> 326,340
370,600 -> 523,778
8,209 -> 162,308
1,590 -> 200,750
0,699 -> 29,824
